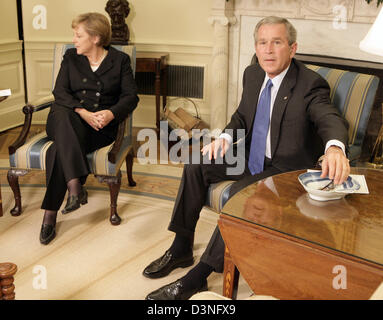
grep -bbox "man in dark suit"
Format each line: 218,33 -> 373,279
143,16 -> 350,300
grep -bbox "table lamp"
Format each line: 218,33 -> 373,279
359,7 -> 383,165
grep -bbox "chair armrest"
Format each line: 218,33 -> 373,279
23,94 -> 55,114
8,95 -> 55,155
107,113 -> 132,164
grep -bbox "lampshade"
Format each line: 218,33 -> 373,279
360,7 -> 383,56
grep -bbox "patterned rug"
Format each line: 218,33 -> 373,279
0,161 -> 183,203
0,160 -> 253,300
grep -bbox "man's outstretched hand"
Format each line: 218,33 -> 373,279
201,138 -> 229,160
320,146 -> 350,185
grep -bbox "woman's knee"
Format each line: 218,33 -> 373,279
48,106 -> 77,126
47,106 -> 84,139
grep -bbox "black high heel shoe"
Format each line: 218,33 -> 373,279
61,187 -> 88,214
40,223 -> 56,245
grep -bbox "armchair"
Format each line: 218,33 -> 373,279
206,60 -> 379,214
7,44 -> 137,225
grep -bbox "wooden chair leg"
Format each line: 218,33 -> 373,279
0,263 -> 17,300
96,173 -> 122,225
7,169 -> 28,216
108,173 -> 122,225
126,148 -> 136,187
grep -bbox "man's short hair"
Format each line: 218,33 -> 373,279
253,16 -> 297,46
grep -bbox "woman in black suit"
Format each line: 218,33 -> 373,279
40,12 -> 139,245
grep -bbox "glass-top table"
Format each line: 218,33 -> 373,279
219,167 -> 383,299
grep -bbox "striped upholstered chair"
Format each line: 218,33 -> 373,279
206,64 -> 379,214
7,44 -> 137,225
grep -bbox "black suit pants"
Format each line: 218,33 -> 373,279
168,151 -> 282,273
41,105 -> 115,211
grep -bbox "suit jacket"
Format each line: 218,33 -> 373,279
51,46 -> 139,138
225,58 -> 349,172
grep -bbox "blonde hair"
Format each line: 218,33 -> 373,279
254,16 -> 297,46
72,12 -> 111,47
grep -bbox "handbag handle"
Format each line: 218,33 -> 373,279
164,97 -> 200,119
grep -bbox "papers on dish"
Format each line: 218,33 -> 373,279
0,89 -> 11,97
307,170 -> 369,194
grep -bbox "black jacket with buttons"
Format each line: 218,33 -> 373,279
52,46 -> 139,127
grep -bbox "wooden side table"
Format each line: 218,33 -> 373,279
0,263 -> 17,300
136,52 -> 169,133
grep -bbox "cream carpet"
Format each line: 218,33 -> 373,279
0,162 -> 252,300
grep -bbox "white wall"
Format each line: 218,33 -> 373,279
21,0 -> 215,127
0,0 -> 26,131
6,0 -> 382,131
226,0 -> 383,118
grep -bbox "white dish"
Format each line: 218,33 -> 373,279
298,171 -> 360,201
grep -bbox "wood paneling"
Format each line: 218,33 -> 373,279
0,41 -> 26,132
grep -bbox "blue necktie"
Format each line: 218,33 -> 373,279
249,79 -> 273,175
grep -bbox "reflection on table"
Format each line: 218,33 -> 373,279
296,193 -> 358,221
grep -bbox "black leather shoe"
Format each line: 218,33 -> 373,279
40,223 -> 56,245
146,278 -> 208,300
143,250 -> 194,279
61,187 -> 88,214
